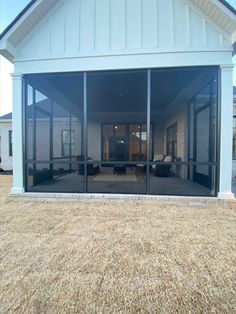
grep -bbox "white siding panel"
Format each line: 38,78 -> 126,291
95,0 -> 110,51
222,36 -> 231,47
189,8 -> 204,46
141,0 -> 157,48
110,0 -> 126,50
126,0 -> 142,49
206,22 -> 220,46
50,4 -> 65,55
80,0 -> 95,52
17,33 -> 37,59
173,0 -> 188,46
35,19 -> 51,56
157,0 -> 173,47
64,0 -> 80,53
14,0 -> 232,62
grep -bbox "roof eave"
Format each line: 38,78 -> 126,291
211,0 -> 236,21
0,0 -> 44,62
0,39 -> 16,62
0,0 -> 37,41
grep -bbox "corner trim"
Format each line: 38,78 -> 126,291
218,191 -> 235,199
11,73 -> 23,79
220,64 -> 234,70
10,187 -> 25,194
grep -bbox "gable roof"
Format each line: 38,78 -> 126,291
0,112 -> 12,120
219,0 -> 236,15
0,0 -> 37,41
0,0 -> 235,42
0,0 -> 235,62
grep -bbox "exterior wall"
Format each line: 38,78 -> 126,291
15,0 -> 231,63
0,57 -> 13,116
0,121 -> 13,170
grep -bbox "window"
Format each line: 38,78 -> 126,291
62,130 -> 74,157
9,130 -> 12,156
233,116 -> 236,158
166,123 -> 177,159
102,124 -> 153,161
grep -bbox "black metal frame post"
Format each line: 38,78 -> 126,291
146,69 -> 151,194
69,113 -> 72,173
33,87 -> 36,174
22,76 -> 26,191
83,72 -> 88,193
49,100 -> 54,174
216,67 -> 221,196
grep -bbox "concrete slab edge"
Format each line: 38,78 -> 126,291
8,192 -> 236,205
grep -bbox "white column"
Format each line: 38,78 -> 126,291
218,64 -> 234,199
10,73 -> 25,194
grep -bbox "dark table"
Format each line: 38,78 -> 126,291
113,165 -> 126,175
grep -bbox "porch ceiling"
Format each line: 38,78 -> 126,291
27,67 -> 210,115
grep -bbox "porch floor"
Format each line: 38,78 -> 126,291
28,171 -> 211,196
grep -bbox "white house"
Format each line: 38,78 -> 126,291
0,0 -> 235,198
0,112 -> 12,171
0,56 -> 13,116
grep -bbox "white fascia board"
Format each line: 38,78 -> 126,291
211,0 -> 236,22
0,40 -> 16,62
0,0 -> 43,42
232,30 -> 236,44
0,0 -> 43,61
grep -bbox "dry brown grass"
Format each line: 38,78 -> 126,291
0,175 -> 236,313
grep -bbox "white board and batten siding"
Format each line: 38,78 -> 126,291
14,0 -> 233,74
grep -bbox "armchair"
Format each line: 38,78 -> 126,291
152,155 -> 172,177
76,155 -> 100,175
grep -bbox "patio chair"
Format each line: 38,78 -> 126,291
76,155 -> 100,175
153,155 -> 172,177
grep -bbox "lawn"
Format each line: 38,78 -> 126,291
0,176 -> 236,313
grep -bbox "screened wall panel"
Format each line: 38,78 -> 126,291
86,70 -> 147,194
24,67 -> 219,196
25,73 -> 84,193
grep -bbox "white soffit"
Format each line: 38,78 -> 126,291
0,0 -> 58,61
8,0 -> 58,47
190,0 -> 236,35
